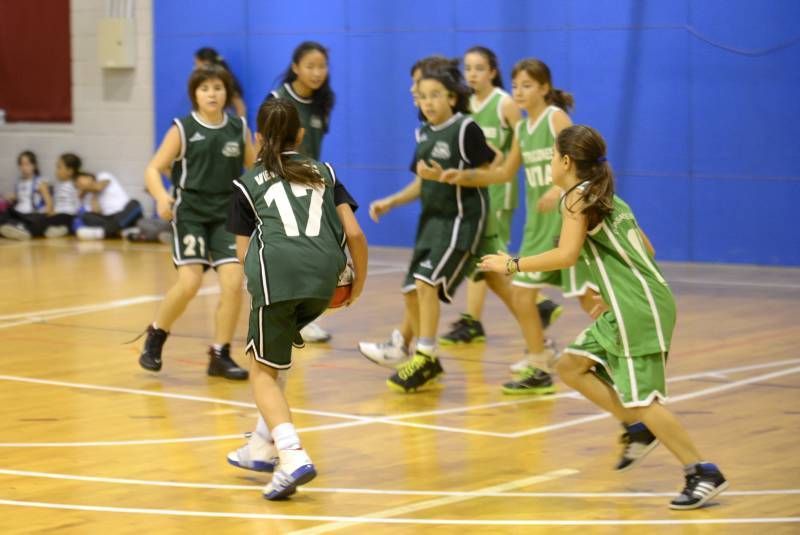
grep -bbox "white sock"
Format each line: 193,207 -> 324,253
272,422 -> 300,451
212,343 -> 224,352
254,415 -> 271,443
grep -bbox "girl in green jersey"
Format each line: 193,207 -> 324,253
479,125 -> 727,511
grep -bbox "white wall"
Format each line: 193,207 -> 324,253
0,0 -> 153,211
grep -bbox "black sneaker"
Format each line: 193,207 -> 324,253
501,368 -> 556,395
138,324 -> 168,372
537,298 -> 563,329
207,344 -> 249,380
670,463 -> 728,510
387,351 -> 443,393
439,314 -> 486,345
615,422 -> 659,471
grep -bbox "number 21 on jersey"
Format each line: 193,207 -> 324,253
264,182 -> 324,237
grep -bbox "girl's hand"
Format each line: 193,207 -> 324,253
537,187 -> 561,213
156,195 -> 175,220
440,169 -> 467,185
416,159 -> 444,180
479,251 -> 512,273
369,198 -> 392,223
346,278 -> 364,307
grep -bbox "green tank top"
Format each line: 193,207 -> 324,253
415,112 -> 488,251
233,152 -> 346,307
171,112 -> 245,221
470,87 -> 517,212
580,190 -> 676,356
271,84 -> 325,160
516,106 -> 561,253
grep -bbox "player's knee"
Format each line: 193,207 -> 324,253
555,353 -> 586,381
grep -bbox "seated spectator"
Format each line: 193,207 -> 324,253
74,171 -> 143,239
41,153 -> 82,238
0,150 -> 52,240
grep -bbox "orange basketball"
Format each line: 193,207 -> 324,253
329,264 -> 354,309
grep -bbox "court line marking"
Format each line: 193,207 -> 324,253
1,468 -> 798,499
1,358 -> 798,447
508,364 -> 800,438
0,498 -> 797,526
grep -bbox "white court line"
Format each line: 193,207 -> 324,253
508,364 -> 800,438
2,357 -> 799,447
1,468 -> 798,499
668,277 -> 800,290
2,499 -> 795,526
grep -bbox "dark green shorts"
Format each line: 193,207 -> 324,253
171,215 -> 238,269
402,246 -> 473,304
246,298 -> 330,369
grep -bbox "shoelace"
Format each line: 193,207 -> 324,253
398,354 -> 429,380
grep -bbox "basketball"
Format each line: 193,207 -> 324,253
329,263 -> 354,309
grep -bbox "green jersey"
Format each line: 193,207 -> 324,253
470,87 -> 517,212
171,112 -> 246,221
414,113 -> 493,252
581,191 -> 676,357
516,106 -> 561,254
270,84 -> 325,160
232,153 -> 346,307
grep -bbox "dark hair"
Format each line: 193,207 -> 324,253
511,58 -> 574,113
465,46 -> 503,89
17,150 -> 40,176
409,55 -> 453,77
188,65 -> 233,110
279,41 -> 334,133
195,47 -> 244,98
558,125 -> 614,230
256,98 -> 324,187
59,153 -> 82,178
418,61 -> 472,116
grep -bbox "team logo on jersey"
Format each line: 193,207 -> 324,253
482,126 -> 497,139
222,141 -> 241,157
419,259 -> 434,270
189,132 -> 206,142
431,141 -> 451,160
310,115 -> 323,129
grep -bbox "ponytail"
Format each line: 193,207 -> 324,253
256,98 -> 324,188
548,88 -> 574,113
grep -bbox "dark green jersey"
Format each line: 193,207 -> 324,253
270,84 -> 325,160
171,112 -> 246,221
231,153 -> 345,307
413,113 -> 493,251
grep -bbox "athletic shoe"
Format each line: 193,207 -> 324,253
439,313 -> 486,345
502,367 -> 556,395
44,225 -> 69,238
227,432 -> 279,472
615,422 -> 660,471
263,448 -> 317,500
670,463 -> 728,510
358,329 -> 409,369
0,223 -> 31,240
76,226 -> 105,240
292,331 -> 305,349
510,339 -> 558,374
138,324 -> 168,372
537,298 -> 563,329
299,321 -> 331,343
387,350 -> 443,393
207,344 -> 248,380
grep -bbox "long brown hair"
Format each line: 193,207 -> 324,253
511,58 -> 574,113
256,98 -> 323,187
557,125 -> 614,229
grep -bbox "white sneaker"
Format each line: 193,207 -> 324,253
44,225 -> 69,238
76,226 -> 105,240
358,329 -> 410,369
263,448 -> 316,500
0,223 -> 31,240
299,321 -> 331,343
227,433 -> 279,472
510,339 -> 558,374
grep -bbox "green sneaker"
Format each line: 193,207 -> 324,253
502,368 -> 556,395
439,314 -> 486,345
537,299 -> 563,329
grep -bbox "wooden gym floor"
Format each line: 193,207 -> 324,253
0,239 -> 798,534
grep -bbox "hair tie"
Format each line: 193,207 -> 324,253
597,156 -> 607,163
